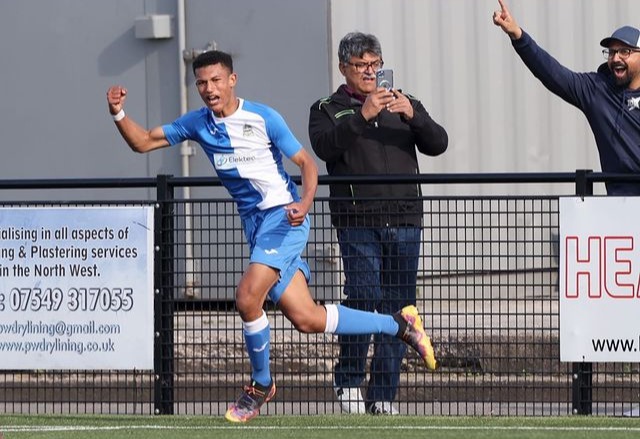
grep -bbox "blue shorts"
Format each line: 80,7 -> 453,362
241,206 -> 310,303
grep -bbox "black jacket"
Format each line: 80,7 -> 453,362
309,86 -> 448,227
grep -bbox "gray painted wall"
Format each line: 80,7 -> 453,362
183,0 -> 331,197
0,0 -> 330,199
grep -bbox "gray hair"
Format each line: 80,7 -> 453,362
338,32 -> 382,64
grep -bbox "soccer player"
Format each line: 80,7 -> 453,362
106,49 -> 437,423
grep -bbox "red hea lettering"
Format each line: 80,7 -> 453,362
564,236 -> 638,299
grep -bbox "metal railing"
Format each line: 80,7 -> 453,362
1,171 -> 639,417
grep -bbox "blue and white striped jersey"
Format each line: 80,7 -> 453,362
163,98 -> 303,218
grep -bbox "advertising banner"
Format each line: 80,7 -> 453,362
0,206 -> 154,370
560,197 -> 640,362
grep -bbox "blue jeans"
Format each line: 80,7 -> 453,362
334,226 -> 421,403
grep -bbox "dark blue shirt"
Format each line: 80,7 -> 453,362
513,31 -> 640,195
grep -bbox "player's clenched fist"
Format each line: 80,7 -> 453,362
106,85 -> 128,115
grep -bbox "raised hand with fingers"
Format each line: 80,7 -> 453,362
492,0 -> 523,40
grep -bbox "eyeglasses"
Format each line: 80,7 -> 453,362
345,59 -> 384,73
602,48 -> 640,60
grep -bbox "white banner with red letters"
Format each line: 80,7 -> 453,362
560,197 -> 640,362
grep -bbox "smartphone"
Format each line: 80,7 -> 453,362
376,69 -> 394,90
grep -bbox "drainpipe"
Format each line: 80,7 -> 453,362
177,0 -> 198,298
177,1 -> 217,298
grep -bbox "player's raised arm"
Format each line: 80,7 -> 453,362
106,85 -> 170,153
493,0 -> 523,40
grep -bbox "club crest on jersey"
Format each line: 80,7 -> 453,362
627,96 -> 640,111
243,124 -> 255,137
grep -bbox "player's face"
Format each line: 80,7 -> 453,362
339,52 -> 382,96
195,63 -> 238,117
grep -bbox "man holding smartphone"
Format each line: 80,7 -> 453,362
308,31 -> 448,415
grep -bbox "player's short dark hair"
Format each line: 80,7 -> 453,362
192,50 -> 233,75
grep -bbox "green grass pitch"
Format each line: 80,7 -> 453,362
2,414 -> 640,439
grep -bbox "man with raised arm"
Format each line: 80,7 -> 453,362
493,0 -> 640,195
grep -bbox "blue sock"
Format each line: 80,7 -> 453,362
334,304 -> 399,336
243,313 -> 271,387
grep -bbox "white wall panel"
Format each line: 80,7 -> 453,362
330,0 -> 640,194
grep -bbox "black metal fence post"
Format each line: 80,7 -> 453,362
572,169 -> 593,415
154,174 -> 175,415
575,169 -> 594,199
572,363 -> 593,415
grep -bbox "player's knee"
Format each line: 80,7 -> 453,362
289,312 -> 323,334
291,320 -> 315,334
235,288 -> 258,320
